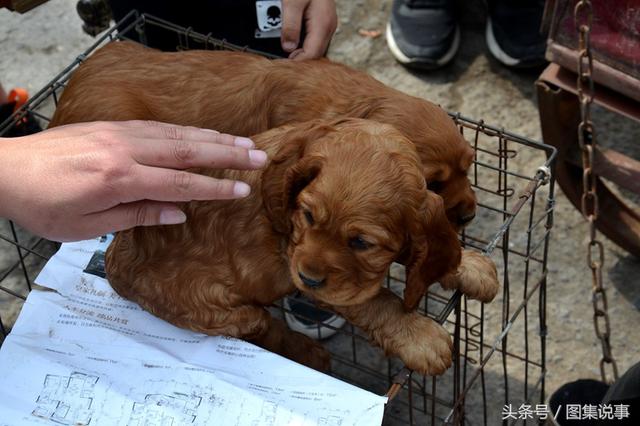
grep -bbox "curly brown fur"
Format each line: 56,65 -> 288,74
439,250 -> 499,303
332,288 -> 452,376
51,41 -> 499,314
49,41 -> 476,228
104,119 -> 461,373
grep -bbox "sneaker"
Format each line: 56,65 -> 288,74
283,292 -> 346,340
548,379 -> 609,426
386,0 -> 460,70
76,0 -> 113,37
0,88 -> 42,137
486,0 -> 547,68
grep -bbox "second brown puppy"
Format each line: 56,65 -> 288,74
50,41 -> 477,230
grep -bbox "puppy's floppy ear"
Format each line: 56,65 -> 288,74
261,124 -> 329,235
403,190 -> 461,311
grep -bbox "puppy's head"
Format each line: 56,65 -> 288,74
367,97 -> 477,230
262,118 -> 460,308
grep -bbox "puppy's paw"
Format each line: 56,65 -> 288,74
285,333 -> 332,372
392,314 -> 452,376
446,251 -> 499,303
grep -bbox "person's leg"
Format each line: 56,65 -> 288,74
602,361 -> 640,424
548,362 -> 640,425
107,0 -> 289,56
386,0 -> 546,70
548,379 -> 610,425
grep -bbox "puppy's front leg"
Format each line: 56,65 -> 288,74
440,250 -> 499,303
332,288 -> 452,376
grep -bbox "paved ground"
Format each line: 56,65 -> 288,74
1,0 -> 639,424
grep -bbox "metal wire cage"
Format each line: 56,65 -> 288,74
0,11 -> 557,426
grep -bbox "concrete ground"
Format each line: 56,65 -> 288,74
1,0 -> 639,424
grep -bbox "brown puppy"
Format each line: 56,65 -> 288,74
50,41 -> 499,312
50,41 -> 476,229
105,119 -> 463,374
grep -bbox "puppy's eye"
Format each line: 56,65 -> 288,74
303,210 -> 314,225
428,180 -> 445,193
348,236 -> 371,251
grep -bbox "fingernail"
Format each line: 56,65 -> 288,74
201,128 -> 220,133
283,41 -> 297,51
249,149 -> 268,166
234,181 -> 251,197
159,209 -> 186,225
234,137 -> 254,148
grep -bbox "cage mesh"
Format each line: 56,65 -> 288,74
0,11 -> 556,426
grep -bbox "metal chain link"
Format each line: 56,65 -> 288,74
574,0 -> 619,383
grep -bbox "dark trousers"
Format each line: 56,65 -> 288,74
602,361 -> 640,424
108,0 -> 293,56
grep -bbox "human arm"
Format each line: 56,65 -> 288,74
0,120 -> 267,242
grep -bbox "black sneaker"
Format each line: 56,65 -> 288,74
486,0 -> 547,68
283,292 -> 346,340
548,379 -> 609,425
386,0 -> 460,70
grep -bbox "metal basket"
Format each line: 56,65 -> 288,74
0,11 -> 557,426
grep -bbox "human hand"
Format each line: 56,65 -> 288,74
281,0 -> 337,60
0,120 -> 267,242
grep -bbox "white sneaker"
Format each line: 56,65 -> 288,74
283,292 -> 346,340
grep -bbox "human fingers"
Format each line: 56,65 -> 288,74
63,201 -> 187,242
281,0 -> 306,53
115,123 -> 255,148
128,138 -> 267,170
120,165 -> 252,203
46,121 -> 255,148
290,0 -> 337,60
288,48 -> 305,59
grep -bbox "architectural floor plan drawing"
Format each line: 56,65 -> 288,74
317,415 -> 344,426
0,238 -> 387,426
129,392 -> 201,425
127,380 -> 224,426
31,372 -> 98,425
126,380 -> 285,426
252,400 -> 277,426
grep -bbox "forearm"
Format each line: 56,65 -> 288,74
0,137 -> 23,221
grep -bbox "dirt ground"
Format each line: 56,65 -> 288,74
1,0 -> 639,424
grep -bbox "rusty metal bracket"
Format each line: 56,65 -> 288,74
536,73 -> 640,257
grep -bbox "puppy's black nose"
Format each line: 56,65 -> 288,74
298,272 -> 325,288
458,213 -> 476,226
